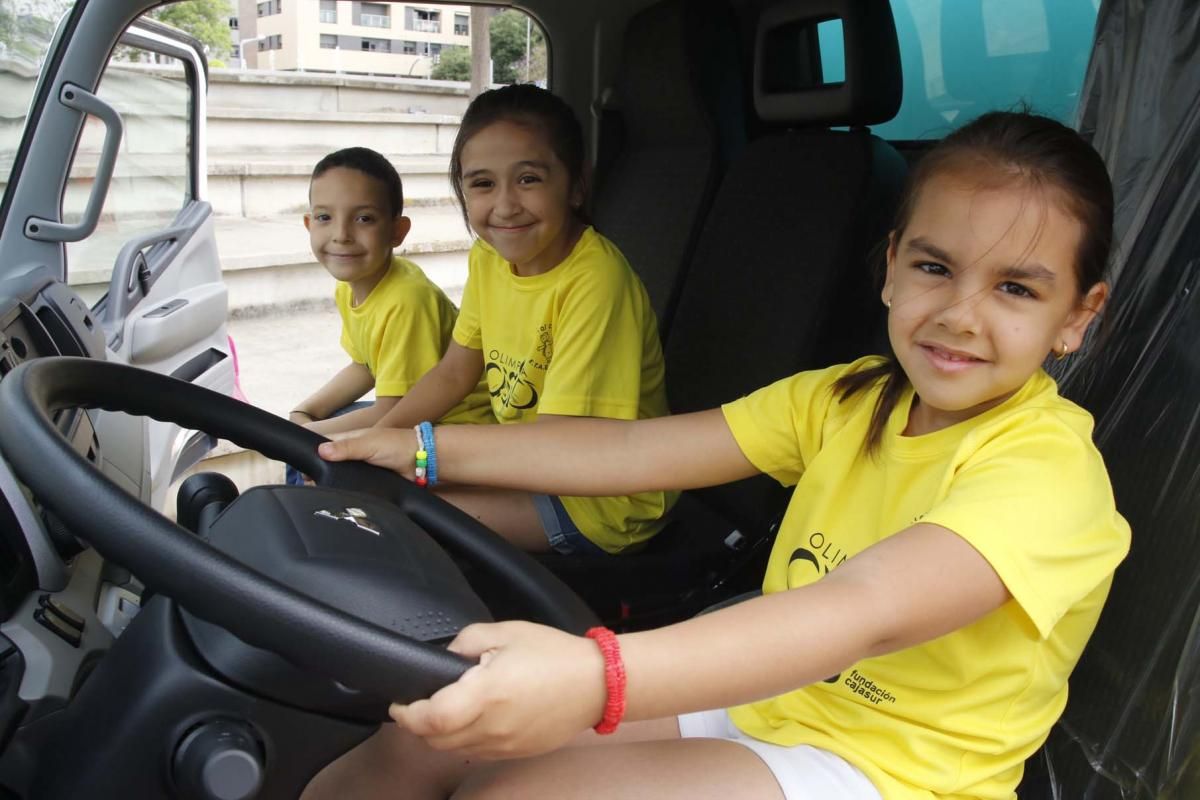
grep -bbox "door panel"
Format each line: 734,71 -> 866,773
0,8 -> 234,512
81,21 -> 233,511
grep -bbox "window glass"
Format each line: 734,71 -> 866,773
816,19 -> 844,83
360,2 -> 390,29
817,0 -> 1100,140
0,0 -> 75,211
981,0 -> 1048,57
62,45 -> 190,285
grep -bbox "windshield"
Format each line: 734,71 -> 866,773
819,0 -> 1101,140
0,0 -> 76,210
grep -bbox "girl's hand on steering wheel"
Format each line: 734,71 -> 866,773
388,621 -> 607,759
318,428 -> 417,478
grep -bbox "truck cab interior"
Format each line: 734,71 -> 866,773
1,0 -> 1198,797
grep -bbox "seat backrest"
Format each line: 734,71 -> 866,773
591,0 -> 747,337
665,0 -> 907,535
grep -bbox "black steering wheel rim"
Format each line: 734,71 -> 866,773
0,356 -> 597,703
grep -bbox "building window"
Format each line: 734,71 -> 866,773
360,2 -> 390,28
320,33 -> 338,49
361,36 -> 391,52
229,16 -> 239,29
258,34 -> 283,50
256,0 -> 280,17
454,13 -> 468,36
406,7 -> 441,34
401,40 -> 417,55
319,0 -> 337,23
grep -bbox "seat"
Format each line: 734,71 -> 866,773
507,0 -> 909,628
590,0 -> 747,339
1014,2 -> 1200,793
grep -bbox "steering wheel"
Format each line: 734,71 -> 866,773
0,356 -> 598,704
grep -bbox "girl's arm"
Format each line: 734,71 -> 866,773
391,522 -> 1010,758
304,396 -> 400,436
290,362 -> 374,425
319,408 -> 762,495
373,342 -> 485,430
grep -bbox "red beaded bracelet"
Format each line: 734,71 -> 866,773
585,626 -> 627,735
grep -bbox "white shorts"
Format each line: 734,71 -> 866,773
678,709 -> 882,800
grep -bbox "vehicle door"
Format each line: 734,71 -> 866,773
0,2 -> 233,512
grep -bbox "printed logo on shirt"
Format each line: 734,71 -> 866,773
536,323 -> 553,361
789,531 -> 851,685
843,669 -> 898,705
486,345 -> 549,418
787,531 -> 848,587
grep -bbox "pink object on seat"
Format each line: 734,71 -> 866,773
227,334 -> 248,403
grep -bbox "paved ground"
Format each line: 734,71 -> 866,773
228,304 -> 347,419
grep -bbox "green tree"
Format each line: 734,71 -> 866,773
431,45 -> 469,81
0,1 -> 72,62
150,0 -> 232,60
489,10 -> 545,85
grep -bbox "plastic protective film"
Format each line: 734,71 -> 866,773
1026,1 -> 1200,797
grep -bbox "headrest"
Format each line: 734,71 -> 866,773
753,0 -> 902,127
605,0 -> 742,145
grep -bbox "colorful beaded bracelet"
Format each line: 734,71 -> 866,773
412,422 -> 438,488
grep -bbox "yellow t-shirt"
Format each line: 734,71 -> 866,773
721,357 -> 1130,800
451,227 -> 675,552
336,255 -> 491,426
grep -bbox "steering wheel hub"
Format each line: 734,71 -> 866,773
185,484 -> 491,717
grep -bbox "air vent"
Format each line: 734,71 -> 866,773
35,306 -> 86,357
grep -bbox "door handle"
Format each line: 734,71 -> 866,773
25,83 -> 124,243
101,224 -> 195,347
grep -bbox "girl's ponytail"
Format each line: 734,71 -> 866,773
833,356 -> 907,457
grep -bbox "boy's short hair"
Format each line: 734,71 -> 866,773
311,147 -> 404,217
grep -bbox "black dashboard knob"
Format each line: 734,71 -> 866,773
172,719 -> 265,800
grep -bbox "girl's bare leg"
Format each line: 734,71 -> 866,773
303,717 -> 787,799
454,735 -> 786,800
302,717 -> 697,800
301,723 -> 470,800
434,485 -> 550,551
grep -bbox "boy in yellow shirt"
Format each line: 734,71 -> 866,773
286,147 -> 487,484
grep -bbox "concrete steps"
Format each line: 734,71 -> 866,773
208,152 -> 458,216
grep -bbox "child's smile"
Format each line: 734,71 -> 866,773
883,168 -> 1106,436
917,341 -> 988,373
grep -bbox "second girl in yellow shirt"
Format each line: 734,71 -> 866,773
375,84 -> 673,555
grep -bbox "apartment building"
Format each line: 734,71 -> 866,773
234,0 -> 472,77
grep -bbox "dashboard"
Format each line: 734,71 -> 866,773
0,268 -> 119,751
0,268 -> 106,621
